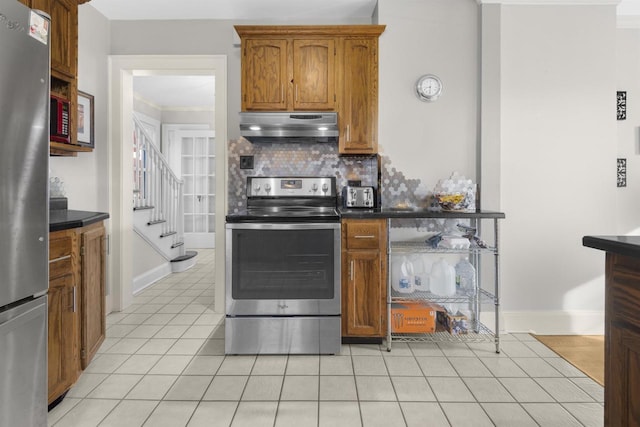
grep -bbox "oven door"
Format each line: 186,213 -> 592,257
226,222 -> 341,316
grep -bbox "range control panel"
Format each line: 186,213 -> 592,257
247,177 -> 336,197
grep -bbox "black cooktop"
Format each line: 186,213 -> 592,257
226,206 -> 340,223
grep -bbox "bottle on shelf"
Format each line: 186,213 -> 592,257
391,256 -> 415,294
455,256 -> 476,294
430,258 -> 456,296
410,254 -> 430,292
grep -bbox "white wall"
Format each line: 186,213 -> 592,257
132,232 -> 168,292
489,4 -> 617,333
378,0 -> 618,333
377,0 -> 479,187
616,26 -> 640,235
49,5 -> 109,213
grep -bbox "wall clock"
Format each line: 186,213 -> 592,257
416,74 -> 442,102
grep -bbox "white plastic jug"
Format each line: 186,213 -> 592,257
430,258 -> 456,296
455,256 -> 476,293
410,254 -> 430,292
392,256 -> 414,294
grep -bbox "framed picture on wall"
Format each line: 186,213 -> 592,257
77,90 -> 94,148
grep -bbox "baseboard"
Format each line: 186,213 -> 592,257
501,310 -> 605,335
133,262 -> 172,295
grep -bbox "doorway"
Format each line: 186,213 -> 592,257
132,74 -> 217,250
108,55 -> 227,315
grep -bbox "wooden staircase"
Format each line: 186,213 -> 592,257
132,115 -> 197,272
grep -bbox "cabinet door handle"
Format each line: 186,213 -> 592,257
295,85 -> 298,102
346,125 -> 350,142
354,235 -> 375,239
49,254 -> 71,264
72,286 -> 76,313
282,86 -> 284,103
350,260 -> 354,281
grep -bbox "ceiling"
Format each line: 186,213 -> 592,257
112,0 -> 639,109
133,75 -> 215,109
89,0 -> 378,21
89,0 -> 640,21
619,0 -> 640,15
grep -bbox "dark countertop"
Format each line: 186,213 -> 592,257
583,235 -> 640,258
50,209 -> 109,232
338,207 -> 506,219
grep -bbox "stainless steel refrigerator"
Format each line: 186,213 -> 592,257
0,1 -> 51,426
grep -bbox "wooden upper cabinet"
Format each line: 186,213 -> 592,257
236,25 -> 385,153
242,37 -> 335,111
243,39 -> 288,110
292,39 -> 335,110
31,0 -> 78,79
339,38 -> 378,155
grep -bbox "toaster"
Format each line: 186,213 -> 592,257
343,186 -> 375,208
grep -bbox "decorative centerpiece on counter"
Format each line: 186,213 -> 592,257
49,176 -> 66,198
431,172 -> 476,212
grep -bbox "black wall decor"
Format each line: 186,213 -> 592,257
617,158 -> 627,187
617,91 -> 627,120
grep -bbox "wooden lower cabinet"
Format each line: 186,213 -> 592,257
341,218 -> 387,338
48,222 -> 106,404
605,253 -> 640,426
80,224 -> 106,369
48,230 -> 78,404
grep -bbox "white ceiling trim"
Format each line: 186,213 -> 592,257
477,0 -> 620,4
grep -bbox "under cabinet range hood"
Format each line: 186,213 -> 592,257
239,112 -> 339,143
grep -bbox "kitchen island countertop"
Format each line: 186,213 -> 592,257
582,235 -> 640,258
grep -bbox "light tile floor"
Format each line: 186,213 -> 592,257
48,249 -> 604,426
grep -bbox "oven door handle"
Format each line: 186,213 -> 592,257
354,235 -> 376,239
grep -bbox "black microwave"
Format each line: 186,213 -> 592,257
50,95 -> 70,144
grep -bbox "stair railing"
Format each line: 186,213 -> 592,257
133,115 -> 185,253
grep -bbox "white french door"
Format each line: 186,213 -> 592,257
177,130 -> 216,248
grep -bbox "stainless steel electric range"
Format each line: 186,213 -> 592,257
225,176 -> 341,354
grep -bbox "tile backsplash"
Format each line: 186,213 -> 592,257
227,138 -> 378,213
379,154 -> 431,209
227,139 -> 436,213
